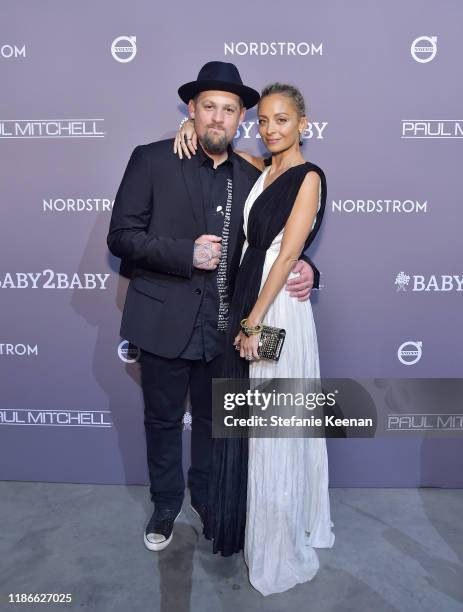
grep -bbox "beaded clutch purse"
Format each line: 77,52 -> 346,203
257,325 -> 286,361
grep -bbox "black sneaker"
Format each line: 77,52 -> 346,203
143,507 -> 181,551
190,501 -> 207,527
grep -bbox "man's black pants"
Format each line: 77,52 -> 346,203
139,349 -> 223,511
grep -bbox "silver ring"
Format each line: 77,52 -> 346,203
245,355 -> 253,361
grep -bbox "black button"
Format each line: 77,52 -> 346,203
194,288 -> 202,295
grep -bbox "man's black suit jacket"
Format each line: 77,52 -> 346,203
107,139 -> 323,358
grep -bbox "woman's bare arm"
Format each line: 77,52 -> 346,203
173,121 -> 266,171
246,170 -> 320,326
234,150 -> 266,172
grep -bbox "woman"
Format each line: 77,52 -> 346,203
176,83 -> 335,595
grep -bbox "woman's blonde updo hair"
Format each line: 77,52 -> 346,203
259,82 -> 306,118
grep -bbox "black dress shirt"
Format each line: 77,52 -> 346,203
179,144 -> 234,361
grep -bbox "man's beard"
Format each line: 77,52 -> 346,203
200,128 -> 229,155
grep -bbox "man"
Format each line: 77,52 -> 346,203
107,61 -> 323,551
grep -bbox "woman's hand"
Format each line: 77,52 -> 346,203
173,118 -> 198,159
234,330 -> 261,361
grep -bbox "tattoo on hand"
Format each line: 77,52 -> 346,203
194,242 -> 213,266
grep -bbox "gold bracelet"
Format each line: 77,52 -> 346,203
240,318 -> 263,337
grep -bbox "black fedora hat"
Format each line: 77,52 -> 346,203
178,61 -> 260,109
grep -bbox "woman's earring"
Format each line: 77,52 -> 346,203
299,132 -> 303,146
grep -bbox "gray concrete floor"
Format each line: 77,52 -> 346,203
0,483 -> 462,612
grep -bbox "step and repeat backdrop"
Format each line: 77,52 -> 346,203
1,1 -> 462,487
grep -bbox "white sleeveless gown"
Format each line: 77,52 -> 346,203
240,166 -> 335,596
